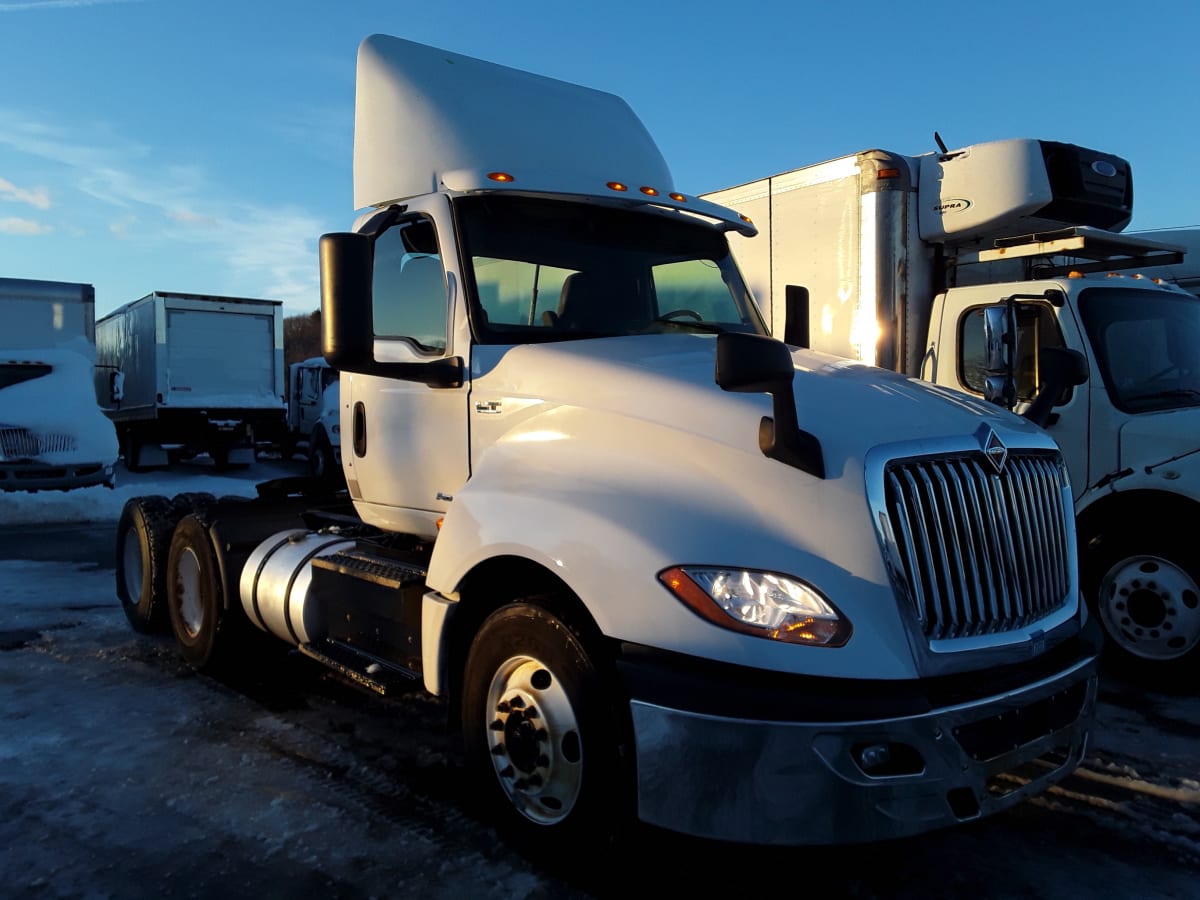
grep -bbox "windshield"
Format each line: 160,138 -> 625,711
455,195 -> 767,343
1079,287 -> 1200,413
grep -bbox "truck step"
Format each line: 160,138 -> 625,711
297,638 -> 421,696
310,549 -> 428,590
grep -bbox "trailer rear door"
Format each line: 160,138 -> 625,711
166,309 -> 276,403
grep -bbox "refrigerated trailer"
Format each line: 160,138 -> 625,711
95,291 -> 286,470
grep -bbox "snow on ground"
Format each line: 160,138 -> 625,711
0,456 -> 298,525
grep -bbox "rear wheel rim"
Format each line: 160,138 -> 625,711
483,653 -> 582,825
176,547 -> 205,638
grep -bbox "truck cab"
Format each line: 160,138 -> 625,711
286,357 -> 341,479
122,36 -> 1102,856
0,277 -> 118,492
928,265 -> 1200,675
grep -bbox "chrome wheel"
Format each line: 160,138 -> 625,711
175,546 -> 206,639
1098,554 -> 1200,661
483,652 -> 583,825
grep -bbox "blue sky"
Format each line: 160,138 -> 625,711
1,0 -> 1197,320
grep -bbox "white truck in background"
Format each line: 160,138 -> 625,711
95,291 -> 287,471
285,356 -> 341,480
0,277 -> 118,491
116,36 -> 1101,858
703,138 -> 1200,681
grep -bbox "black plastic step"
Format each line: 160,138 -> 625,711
311,549 -> 428,589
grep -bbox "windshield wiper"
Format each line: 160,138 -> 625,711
1124,388 -> 1200,404
650,318 -> 726,333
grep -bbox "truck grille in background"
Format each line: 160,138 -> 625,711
0,426 -> 77,459
885,453 -> 1070,640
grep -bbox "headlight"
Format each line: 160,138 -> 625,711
658,566 -> 851,646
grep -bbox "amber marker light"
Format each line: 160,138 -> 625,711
487,172 -> 515,183
740,214 -> 753,225
640,186 -> 660,196
606,181 -> 629,192
436,517 -> 445,531
878,167 -> 902,180
668,192 -> 687,202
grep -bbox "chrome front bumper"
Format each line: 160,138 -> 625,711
629,653 -> 1097,845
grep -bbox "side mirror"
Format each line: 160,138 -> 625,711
783,285 -> 810,348
715,332 -> 824,478
982,304 -> 1017,409
1022,347 -> 1089,428
319,231 -> 463,388
320,232 -> 375,372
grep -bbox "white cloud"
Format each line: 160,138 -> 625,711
108,215 -> 137,238
0,107 -> 324,308
0,0 -> 139,11
0,217 -> 52,235
0,176 -> 50,209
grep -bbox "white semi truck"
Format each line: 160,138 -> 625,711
702,139 -> 1200,683
0,277 -> 118,491
117,38 -> 1101,855
285,356 -> 341,480
95,291 -> 288,471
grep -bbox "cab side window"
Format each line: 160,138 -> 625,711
372,217 -> 448,353
960,303 -> 1066,401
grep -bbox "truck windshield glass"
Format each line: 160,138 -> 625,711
455,195 -> 766,342
1079,287 -> 1200,413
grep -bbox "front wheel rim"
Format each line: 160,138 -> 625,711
1098,554 -> 1200,661
483,653 -> 583,825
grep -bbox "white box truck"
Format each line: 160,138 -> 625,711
285,356 -> 341,480
702,138 -> 1200,682
95,291 -> 287,471
0,277 -> 117,491
116,37 -> 1100,858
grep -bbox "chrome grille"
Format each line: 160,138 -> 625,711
0,426 -> 77,459
885,452 -> 1071,640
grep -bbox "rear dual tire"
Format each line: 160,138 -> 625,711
166,512 -> 244,672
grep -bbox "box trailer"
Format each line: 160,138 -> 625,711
96,291 -> 286,470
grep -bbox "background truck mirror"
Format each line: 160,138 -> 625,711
1022,347 -> 1089,428
982,304 -> 1017,408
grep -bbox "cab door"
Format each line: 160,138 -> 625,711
344,194 -> 471,538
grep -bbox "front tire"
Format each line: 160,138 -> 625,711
115,495 -> 175,633
1084,534 -> 1200,682
460,603 -> 628,858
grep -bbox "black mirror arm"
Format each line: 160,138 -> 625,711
759,387 -> 825,479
